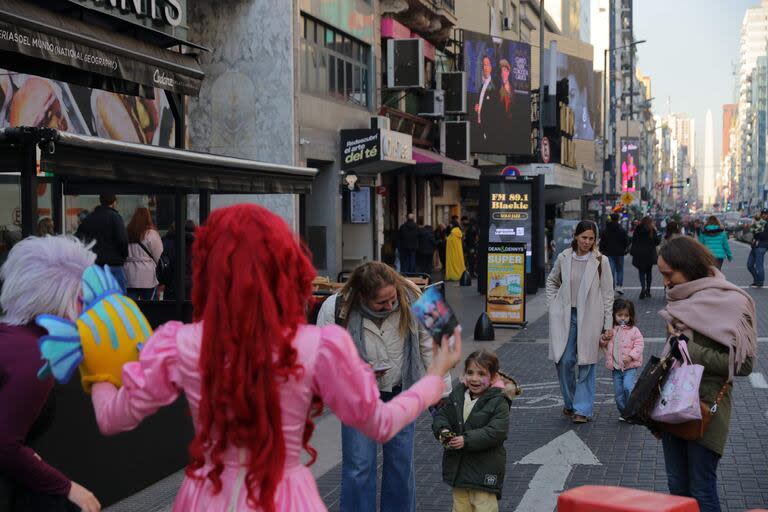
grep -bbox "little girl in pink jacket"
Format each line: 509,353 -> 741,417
599,298 -> 644,418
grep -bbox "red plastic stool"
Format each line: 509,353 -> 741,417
558,485 -> 699,512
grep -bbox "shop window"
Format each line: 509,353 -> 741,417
300,13 -> 370,108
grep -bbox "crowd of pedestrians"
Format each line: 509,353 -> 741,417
0,201 -> 762,512
397,214 -> 479,281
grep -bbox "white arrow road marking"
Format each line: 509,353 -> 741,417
514,430 -> 601,512
749,372 -> 768,389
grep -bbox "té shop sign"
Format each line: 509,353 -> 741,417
340,128 -> 412,170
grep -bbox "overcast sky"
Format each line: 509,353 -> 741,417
633,0 -> 758,172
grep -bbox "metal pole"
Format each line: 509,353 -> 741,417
602,48 -> 608,228
538,0 -> 544,162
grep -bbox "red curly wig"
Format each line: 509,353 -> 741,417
186,204 -> 316,511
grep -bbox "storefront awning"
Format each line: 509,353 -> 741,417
0,127 -> 318,194
411,147 -> 480,180
0,0 -> 204,97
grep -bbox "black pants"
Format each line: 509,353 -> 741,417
416,253 -> 433,275
638,267 -> 653,291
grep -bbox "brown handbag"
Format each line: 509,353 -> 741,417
657,382 -> 729,441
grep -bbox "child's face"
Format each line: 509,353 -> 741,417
465,361 -> 492,395
615,309 -> 631,326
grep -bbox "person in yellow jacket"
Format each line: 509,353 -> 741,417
445,224 -> 466,281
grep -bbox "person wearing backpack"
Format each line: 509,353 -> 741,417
124,207 -> 163,301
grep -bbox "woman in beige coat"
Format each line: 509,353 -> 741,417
546,220 -> 614,423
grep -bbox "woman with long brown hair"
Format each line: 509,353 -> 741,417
124,207 -> 162,301
89,205 -> 461,511
316,261 -> 444,512
546,220 -> 614,424
657,236 -> 755,511
630,216 -> 660,299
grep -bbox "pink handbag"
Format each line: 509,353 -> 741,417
649,339 -> 704,424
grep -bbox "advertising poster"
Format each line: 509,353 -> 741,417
620,137 -> 639,192
486,243 -> 526,324
463,30 -> 531,155
542,50 -> 600,140
488,180 -> 533,272
0,68 -> 175,146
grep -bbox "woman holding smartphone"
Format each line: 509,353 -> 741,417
316,262 -> 446,512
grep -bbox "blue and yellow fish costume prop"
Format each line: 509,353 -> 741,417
36,265 -> 153,393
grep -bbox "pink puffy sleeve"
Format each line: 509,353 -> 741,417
91,322 -> 183,435
312,325 -> 444,443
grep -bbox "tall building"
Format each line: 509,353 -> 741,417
703,110 -> 715,208
736,0 -> 768,209
722,103 -> 737,155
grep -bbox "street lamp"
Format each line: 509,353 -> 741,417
601,39 -> 646,228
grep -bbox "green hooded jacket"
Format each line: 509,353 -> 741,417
432,382 -> 511,497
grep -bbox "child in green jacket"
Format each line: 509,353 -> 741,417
432,350 -> 515,512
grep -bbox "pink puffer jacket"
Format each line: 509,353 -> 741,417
600,325 -> 644,371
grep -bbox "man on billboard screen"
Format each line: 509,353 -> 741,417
464,31 -> 531,155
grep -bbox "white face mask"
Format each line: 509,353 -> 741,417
617,319 -> 628,326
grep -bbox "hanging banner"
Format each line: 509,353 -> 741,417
486,243 -> 526,325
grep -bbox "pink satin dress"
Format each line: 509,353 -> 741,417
91,322 -> 444,511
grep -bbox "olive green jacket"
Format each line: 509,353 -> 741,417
687,332 -> 753,455
432,383 -> 510,497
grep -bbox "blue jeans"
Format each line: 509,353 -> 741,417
747,246 -> 767,285
662,433 -> 722,512
612,368 -> 637,414
607,255 -> 624,287
107,266 -> 127,293
340,389 -> 416,512
556,308 -> 597,417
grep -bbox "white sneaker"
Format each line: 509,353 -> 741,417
616,286 -> 624,294
618,416 -> 627,422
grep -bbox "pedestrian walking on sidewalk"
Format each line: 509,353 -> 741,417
124,207 -> 162,301
599,213 -> 630,294
445,221 -> 466,281
398,213 -> 420,274
417,221 -> 436,275
546,220 -> 614,424
599,298 -> 644,419
0,236 -> 101,512
747,209 -> 768,288
630,216 -> 660,299
697,216 -> 732,270
75,193 -> 128,293
656,236 -> 756,512
87,206 -> 462,512
316,261 -> 452,512
432,350 -> 513,512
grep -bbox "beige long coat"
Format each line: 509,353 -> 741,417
546,248 -> 614,365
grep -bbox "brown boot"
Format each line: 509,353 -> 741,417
572,414 -> 589,424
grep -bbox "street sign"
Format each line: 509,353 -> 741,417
621,192 -> 634,206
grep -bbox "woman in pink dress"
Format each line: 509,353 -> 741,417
89,204 -> 461,512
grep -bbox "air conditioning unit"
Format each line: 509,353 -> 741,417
437,72 -> 467,114
440,121 -> 470,162
502,17 -> 512,31
387,38 -> 425,89
418,89 -> 445,117
370,116 -> 390,130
